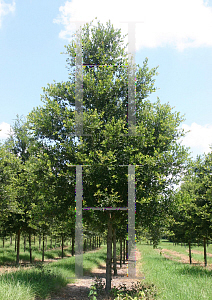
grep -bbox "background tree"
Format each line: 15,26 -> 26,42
1,117 -> 34,265
168,153 -> 212,267
191,154 -> 212,266
0,144 -> 21,242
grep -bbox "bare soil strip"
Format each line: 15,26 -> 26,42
156,248 -> 212,268
185,249 -> 212,257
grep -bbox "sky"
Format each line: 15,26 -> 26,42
1,0 -> 212,159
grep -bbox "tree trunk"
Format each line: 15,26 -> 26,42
29,232 -> 32,264
34,235 -> 35,245
106,215 -> 112,294
93,236 -> 95,249
2,237 -> 4,248
188,241 -> 192,264
204,237 -> 207,267
50,235 -> 53,249
62,234 -> 64,258
84,239 -> 87,252
123,238 -> 125,264
120,237 -> 122,268
45,235 -> 47,251
72,234 -> 75,256
55,237 -> 57,249
126,239 -> 128,261
10,235 -> 12,246
42,233 -> 45,262
16,229 -> 21,266
15,234 -> 17,252
90,238 -> 91,250
24,235 -> 26,252
113,228 -> 117,276
39,235 -> 41,251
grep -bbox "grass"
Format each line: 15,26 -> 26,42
0,244 -> 107,300
137,242 -> 212,300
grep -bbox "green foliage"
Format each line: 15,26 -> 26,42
0,144 -> 21,223
111,282 -> 157,300
88,277 -> 157,300
88,284 -> 97,300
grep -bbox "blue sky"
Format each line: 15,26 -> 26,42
1,0 -> 212,159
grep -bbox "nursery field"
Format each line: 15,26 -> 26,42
0,237 -> 107,300
1,239 -> 212,299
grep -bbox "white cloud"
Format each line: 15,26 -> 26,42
0,122 -> 12,139
181,122 -> 212,157
54,0 -> 212,51
0,0 -> 15,28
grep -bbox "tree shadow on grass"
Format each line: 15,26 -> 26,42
0,266 -> 68,299
53,255 -> 106,275
49,259 -> 75,273
0,249 -> 16,265
176,264 -> 212,277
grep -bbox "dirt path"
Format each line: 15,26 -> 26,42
157,248 -> 212,267
186,249 -> 212,257
47,249 -> 144,300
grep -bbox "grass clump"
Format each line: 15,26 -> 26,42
0,264 -> 67,300
111,281 -> 157,300
88,277 -> 157,300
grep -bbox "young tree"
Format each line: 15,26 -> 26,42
191,154 -> 212,266
169,154 -> 212,267
27,19 -> 188,292
168,188 -> 198,264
